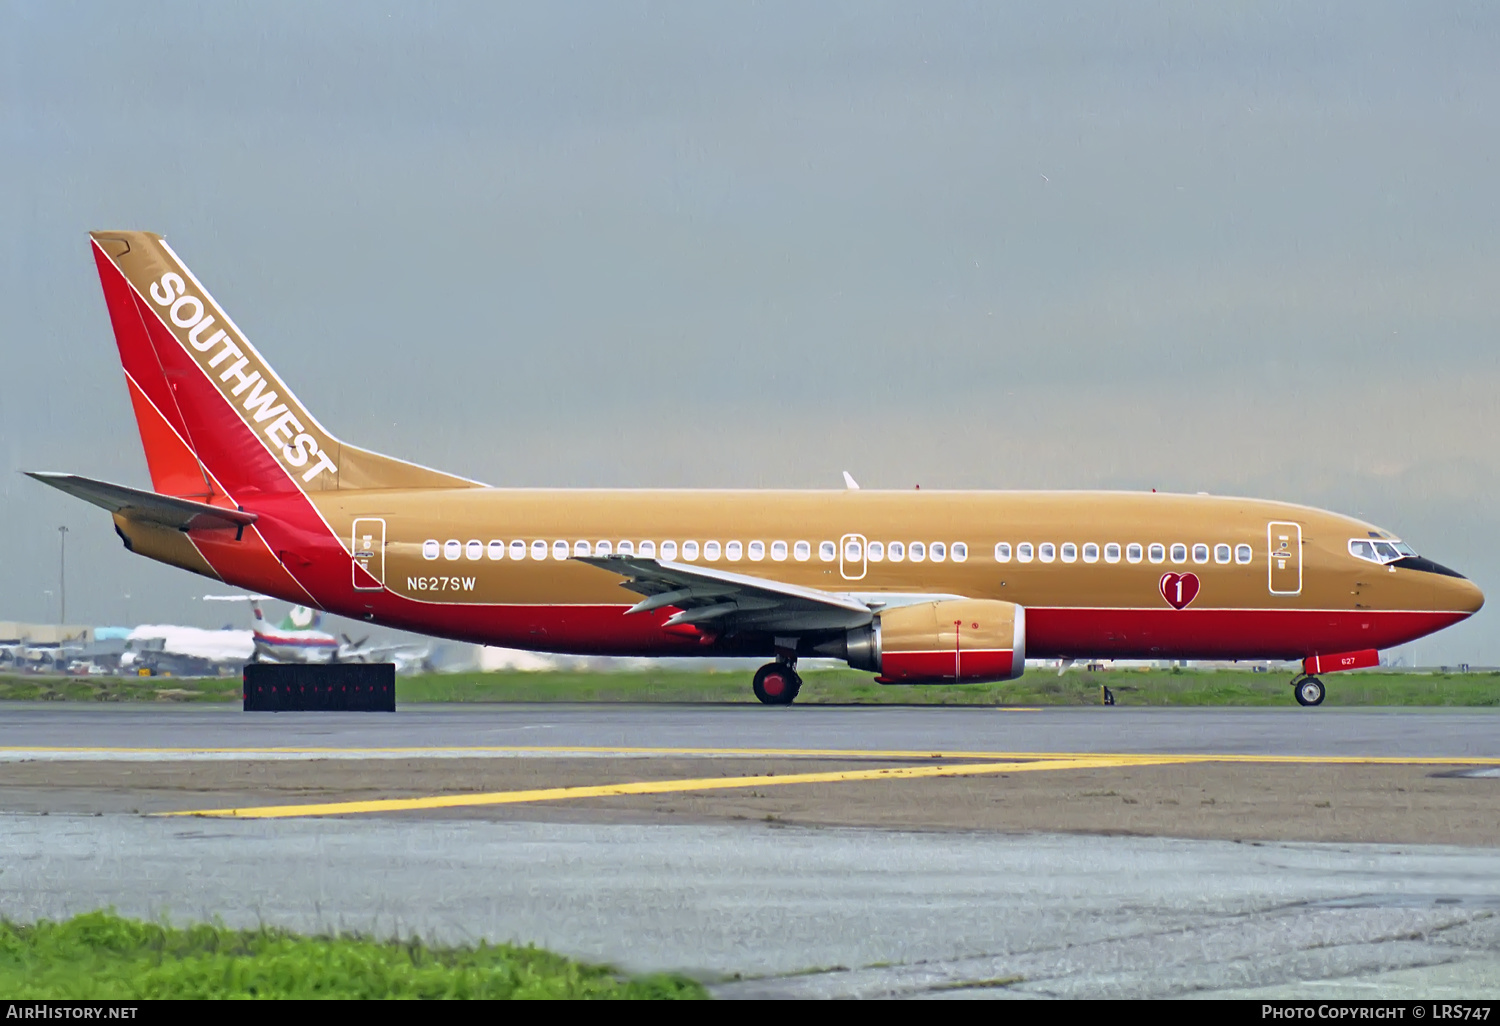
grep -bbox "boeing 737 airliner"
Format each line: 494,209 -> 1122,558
29,231 -> 1484,706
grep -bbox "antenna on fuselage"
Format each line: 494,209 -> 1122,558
842,471 -> 860,490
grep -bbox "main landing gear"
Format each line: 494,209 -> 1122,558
753,660 -> 802,706
1292,674 -> 1326,707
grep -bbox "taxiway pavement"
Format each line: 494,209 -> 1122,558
2,703 -> 1496,998
3,703 -> 1498,758
3,814 -> 1497,998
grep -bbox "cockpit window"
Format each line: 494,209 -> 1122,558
1350,538 -> 1417,565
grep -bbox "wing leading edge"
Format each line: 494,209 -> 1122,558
575,555 -> 875,634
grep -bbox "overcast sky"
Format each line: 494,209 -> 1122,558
3,2 -> 1497,664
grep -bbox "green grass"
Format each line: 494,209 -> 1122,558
4,668 -> 1498,706
0,673 -> 241,703
0,911 -> 706,1000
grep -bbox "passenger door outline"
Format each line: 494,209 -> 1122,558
1267,521 -> 1302,595
839,533 -> 867,581
352,517 -> 385,591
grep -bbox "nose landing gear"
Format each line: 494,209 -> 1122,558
753,661 -> 802,705
1292,674 -> 1325,707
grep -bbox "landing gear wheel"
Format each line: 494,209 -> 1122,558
1294,676 -> 1325,707
753,663 -> 801,706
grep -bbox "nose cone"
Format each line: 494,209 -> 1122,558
1449,575 -> 1485,616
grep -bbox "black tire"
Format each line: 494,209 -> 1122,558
753,663 -> 800,705
1294,676 -> 1325,707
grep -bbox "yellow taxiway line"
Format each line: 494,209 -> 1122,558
162,756 -> 1175,819
158,748 -> 1500,819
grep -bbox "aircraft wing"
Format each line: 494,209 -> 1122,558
575,555 -> 875,633
26,473 -> 257,533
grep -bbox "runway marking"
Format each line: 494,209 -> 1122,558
162,756 -> 1176,819
7,744 -> 1500,765
162,750 -> 1500,819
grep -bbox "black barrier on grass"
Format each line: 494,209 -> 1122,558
243,662 -> 396,712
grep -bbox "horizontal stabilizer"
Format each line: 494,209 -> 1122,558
26,472 -> 258,533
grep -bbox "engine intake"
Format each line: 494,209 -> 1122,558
834,598 -> 1025,684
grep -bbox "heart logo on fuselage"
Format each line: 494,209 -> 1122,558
1159,572 -> 1200,610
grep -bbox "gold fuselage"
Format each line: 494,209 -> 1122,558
310,488 -> 1446,609
299,486 -> 1480,660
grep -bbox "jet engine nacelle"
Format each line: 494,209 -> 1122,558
836,598 -> 1026,684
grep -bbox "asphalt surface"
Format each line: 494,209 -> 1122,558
2,702 -> 1497,998
3,703 -> 1499,758
1,758 -> 1496,846
3,814 -> 1497,998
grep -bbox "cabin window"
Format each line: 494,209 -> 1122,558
995,542 -> 1012,563
726,540 -> 743,561
466,540 -> 483,560
888,541 -> 905,562
867,541 -> 885,561
639,540 -> 656,558
595,540 -> 613,556
1017,542 -> 1034,563
1148,543 -> 1166,564
510,540 -> 526,560
661,540 -> 678,560
1105,542 -> 1121,563
574,540 -> 591,556
771,540 -> 788,561
845,539 -> 863,561
532,540 -> 548,560
1082,543 -> 1099,563
618,540 -> 634,556
704,541 -> 721,560
488,540 -> 505,560
1192,543 -> 1209,564
682,540 -> 699,560
794,540 -> 811,561
1061,543 -> 1078,563
444,540 -> 461,561
819,540 -> 837,562
547,540 -> 564,560
1039,543 -> 1056,563
1235,543 -> 1252,564
423,540 -> 440,560
1126,543 -> 1143,564
951,542 -> 967,563
1214,543 -> 1231,564
748,540 -> 765,561
1170,543 -> 1187,563
909,541 -> 926,562
930,541 -> 945,562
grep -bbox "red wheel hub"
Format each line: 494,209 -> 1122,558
762,673 -> 786,696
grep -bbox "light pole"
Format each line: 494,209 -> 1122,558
58,526 -> 68,625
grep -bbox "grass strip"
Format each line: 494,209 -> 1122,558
3,668 -> 1498,706
0,910 -> 705,999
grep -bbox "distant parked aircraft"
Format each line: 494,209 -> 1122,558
120,624 -> 252,676
204,595 -> 430,669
